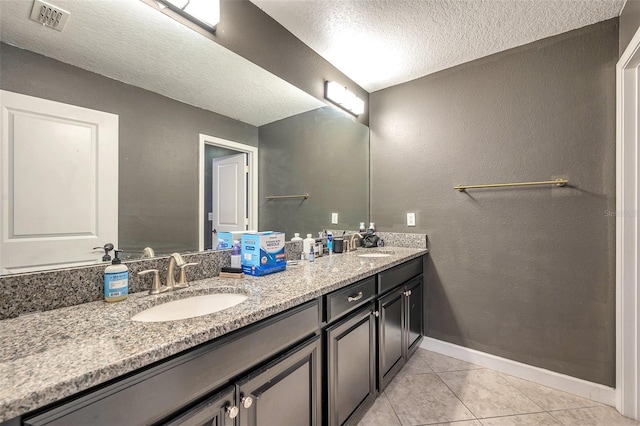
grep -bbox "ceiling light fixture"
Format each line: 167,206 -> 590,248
156,0 -> 220,31
325,81 -> 365,116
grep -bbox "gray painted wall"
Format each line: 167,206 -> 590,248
259,107 -> 369,239
1,43 -> 258,254
620,0 -> 640,54
369,19 -> 618,386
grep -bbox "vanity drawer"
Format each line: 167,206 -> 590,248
325,276 -> 376,324
378,257 -> 423,295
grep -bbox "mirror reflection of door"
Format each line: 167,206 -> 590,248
212,153 -> 248,232
0,91 -> 118,274
200,136 -> 258,251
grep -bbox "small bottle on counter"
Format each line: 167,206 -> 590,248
303,234 -> 315,260
231,240 -> 241,269
309,244 -> 315,262
359,222 -> 366,233
291,233 -> 303,242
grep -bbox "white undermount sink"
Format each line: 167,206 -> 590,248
131,293 -> 248,322
357,253 -> 392,258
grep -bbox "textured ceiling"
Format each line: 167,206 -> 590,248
0,0 -> 324,126
251,0 -> 625,92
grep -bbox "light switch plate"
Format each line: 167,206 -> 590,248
208,212 -> 213,221
407,212 -> 416,227
331,212 -> 339,224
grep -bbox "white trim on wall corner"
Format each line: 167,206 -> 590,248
420,338 -> 616,406
616,25 -> 640,420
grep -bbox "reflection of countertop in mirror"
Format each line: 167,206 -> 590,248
0,247 -> 427,422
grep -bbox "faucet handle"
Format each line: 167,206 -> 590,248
138,269 -> 163,295
175,262 -> 199,288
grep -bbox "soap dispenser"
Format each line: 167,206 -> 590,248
104,250 -> 129,303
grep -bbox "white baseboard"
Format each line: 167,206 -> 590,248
420,337 -> 616,406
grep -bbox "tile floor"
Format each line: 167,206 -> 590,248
358,349 -> 639,426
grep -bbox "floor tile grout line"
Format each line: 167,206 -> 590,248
545,409 -> 570,426
380,390 -> 404,426
473,409 -> 548,420
498,372 -> 605,413
489,370 -> 546,414
434,369 -> 549,420
432,368 -> 480,422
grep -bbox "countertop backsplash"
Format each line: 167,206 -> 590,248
0,233 -> 425,320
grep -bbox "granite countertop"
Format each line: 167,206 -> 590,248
0,247 -> 427,422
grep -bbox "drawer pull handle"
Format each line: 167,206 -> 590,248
226,405 -> 239,419
348,292 -> 364,302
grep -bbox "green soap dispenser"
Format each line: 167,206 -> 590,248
104,250 -> 128,303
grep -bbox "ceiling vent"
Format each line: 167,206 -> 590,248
29,0 -> 70,31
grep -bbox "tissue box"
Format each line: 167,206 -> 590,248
217,231 -> 255,249
241,232 -> 286,276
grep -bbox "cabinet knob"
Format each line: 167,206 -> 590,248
372,311 -> 380,317
404,290 -> 412,296
226,405 -> 239,419
241,395 -> 254,409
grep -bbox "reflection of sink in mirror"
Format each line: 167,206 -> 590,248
357,253 -> 393,258
131,293 -> 248,322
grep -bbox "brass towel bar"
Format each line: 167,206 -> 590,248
265,193 -> 310,200
454,179 -> 568,192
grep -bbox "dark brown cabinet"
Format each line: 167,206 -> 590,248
236,336 -> 322,426
377,275 -> 424,391
167,336 -> 321,426
326,303 -> 377,426
406,276 -> 424,357
165,387 -> 236,426
377,285 -> 406,390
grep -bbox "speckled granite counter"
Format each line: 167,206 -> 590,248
0,247 -> 427,422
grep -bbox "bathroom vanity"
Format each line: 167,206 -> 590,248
0,248 -> 427,426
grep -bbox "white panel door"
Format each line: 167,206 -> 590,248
212,153 -> 247,232
0,90 -> 118,274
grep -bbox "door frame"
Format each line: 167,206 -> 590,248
198,134 -> 258,251
616,26 -> 640,419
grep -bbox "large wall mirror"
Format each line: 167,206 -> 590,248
0,0 -> 369,274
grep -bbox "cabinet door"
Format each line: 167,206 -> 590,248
377,287 -> 405,391
326,304 -> 377,426
164,386 -> 236,426
236,336 -> 321,426
405,276 -> 424,358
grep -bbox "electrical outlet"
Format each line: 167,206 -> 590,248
331,212 -> 339,224
208,212 -> 213,221
407,212 -> 416,227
